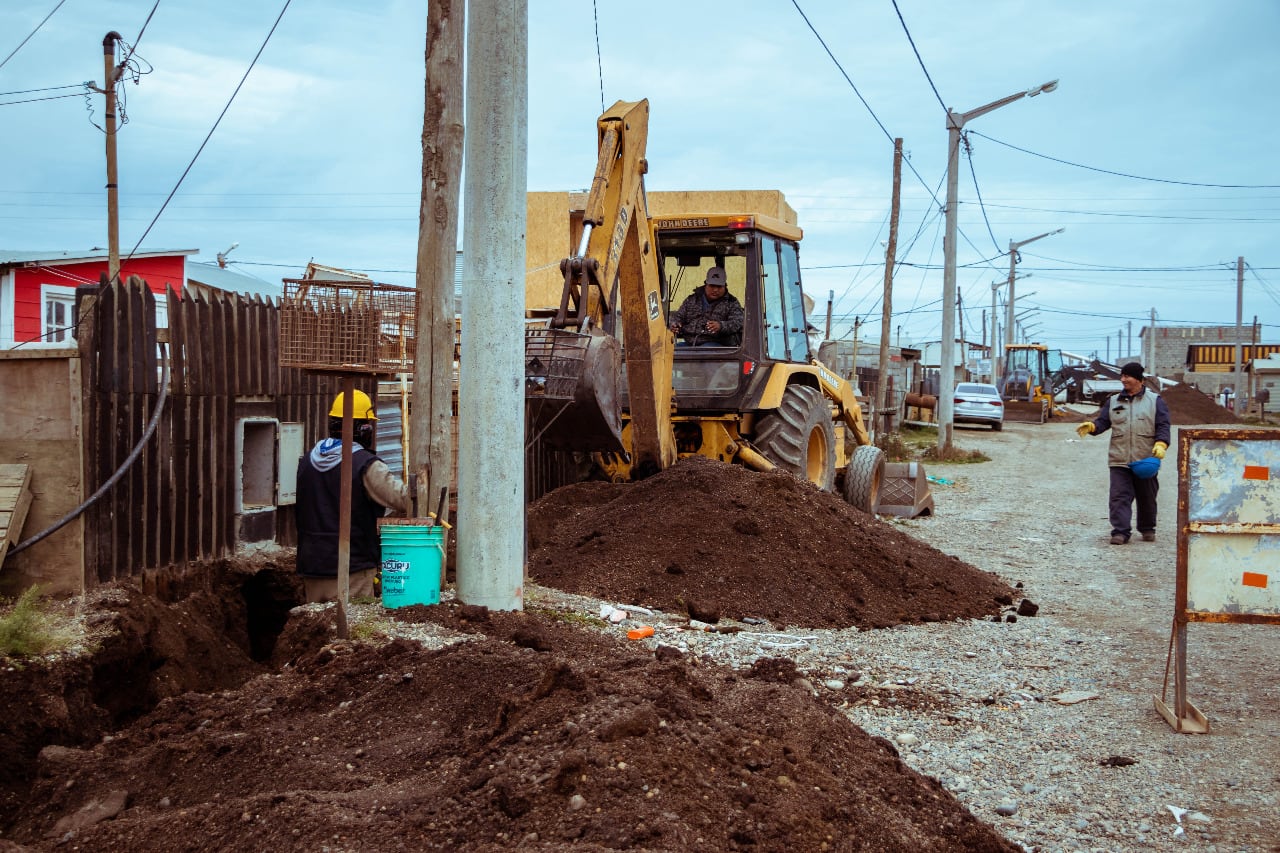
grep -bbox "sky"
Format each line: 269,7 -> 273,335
2,0 -> 1278,362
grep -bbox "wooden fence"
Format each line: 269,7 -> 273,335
79,279 -> 339,584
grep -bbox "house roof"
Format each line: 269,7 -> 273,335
187,261 -> 282,299
0,249 -> 198,267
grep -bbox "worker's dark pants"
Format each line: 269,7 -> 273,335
1109,466 -> 1159,540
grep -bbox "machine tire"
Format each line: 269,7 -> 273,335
843,444 -> 885,514
992,421 -> 1003,432
753,385 -> 836,491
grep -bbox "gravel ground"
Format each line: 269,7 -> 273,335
357,416 -> 1279,851
503,417 -> 1280,853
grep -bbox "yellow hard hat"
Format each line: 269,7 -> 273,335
329,390 -> 378,420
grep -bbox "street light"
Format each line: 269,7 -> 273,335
938,78 -> 1058,452
990,273 -> 1030,381
1005,228 -> 1064,351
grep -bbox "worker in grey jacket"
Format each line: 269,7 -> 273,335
1076,362 -> 1171,545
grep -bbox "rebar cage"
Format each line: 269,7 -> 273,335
279,279 -> 416,375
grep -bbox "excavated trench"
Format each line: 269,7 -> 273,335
0,558 -> 302,827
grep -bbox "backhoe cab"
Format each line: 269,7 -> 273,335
525,99 -> 885,512
1000,343 -> 1068,423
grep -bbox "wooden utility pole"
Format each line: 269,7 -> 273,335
876,139 -> 902,439
824,290 -> 833,341
413,0 -> 465,529
101,32 -> 123,283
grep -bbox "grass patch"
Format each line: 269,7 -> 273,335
920,444 -> 989,463
876,426 -> 937,462
0,586 -> 76,658
350,613 -> 396,642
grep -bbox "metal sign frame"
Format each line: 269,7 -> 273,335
1157,428 -> 1280,733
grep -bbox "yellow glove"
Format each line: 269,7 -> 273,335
1076,422 -> 1095,438
1153,441 -> 1167,459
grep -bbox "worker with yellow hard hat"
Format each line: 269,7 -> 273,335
295,389 -> 411,603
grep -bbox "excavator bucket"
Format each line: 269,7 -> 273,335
1003,399 -> 1049,424
525,327 -> 625,451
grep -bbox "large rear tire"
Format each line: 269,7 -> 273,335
753,385 -> 835,490
843,444 -> 885,513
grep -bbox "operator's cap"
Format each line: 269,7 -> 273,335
1120,362 -> 1144,381
705,266 -> 727,287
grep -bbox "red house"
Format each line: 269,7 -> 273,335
0,250 -> 195,348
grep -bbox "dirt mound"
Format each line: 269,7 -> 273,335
528,456 -> 1013,629
0,562 -> 283,824
1159,382 -> 1240,425
7,602 -> 1016,852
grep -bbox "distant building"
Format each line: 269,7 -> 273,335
1139,323 -> 1275,404
0,249 -> 194,349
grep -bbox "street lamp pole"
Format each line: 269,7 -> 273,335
937,79 -> 1058,452
1005,227 -> 1064,350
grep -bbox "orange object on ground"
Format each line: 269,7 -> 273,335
627,625 -> 655,640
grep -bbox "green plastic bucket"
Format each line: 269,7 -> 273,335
378,519 -> 445,608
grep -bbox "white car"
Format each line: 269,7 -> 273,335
952,382 -> 1004,431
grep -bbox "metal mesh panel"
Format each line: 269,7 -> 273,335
279,279 -> 416,375
525,328 -> 589,400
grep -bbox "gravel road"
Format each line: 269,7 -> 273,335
525,417 -> 1280,852
878,417 -> 1280,851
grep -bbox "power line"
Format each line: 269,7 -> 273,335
963,133 -> 1001,253
972,131 -> 1280,189
0,83 -> 86,97
591,0 -> 605,113
0,0 -> 68,71
0,91 -> 85,107
890,0 -> 946,114
125,0 -> 294,264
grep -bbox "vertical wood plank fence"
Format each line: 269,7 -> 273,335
80,279 -> 340,584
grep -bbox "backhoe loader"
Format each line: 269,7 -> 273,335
1000,343 -> 1069,423
524,99 -> 885,511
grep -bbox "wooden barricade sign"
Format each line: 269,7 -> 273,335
1157,428 -> 1280,733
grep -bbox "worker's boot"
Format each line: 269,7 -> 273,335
1109,534 -> 1128,545
1140,531 -> 1156,542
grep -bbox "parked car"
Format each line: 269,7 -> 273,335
952,382 -> 1004,430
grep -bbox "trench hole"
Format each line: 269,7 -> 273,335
242,566 -> 303,662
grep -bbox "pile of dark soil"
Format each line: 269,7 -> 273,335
528,456 -> 1014,629
1159,382 -> 1240,425
5,601 -> 1016,852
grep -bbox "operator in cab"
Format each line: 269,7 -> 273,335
668,266 -> 743,346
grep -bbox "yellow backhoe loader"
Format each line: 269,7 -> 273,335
524,99 -> 885,511
1000,343 -> 1068,423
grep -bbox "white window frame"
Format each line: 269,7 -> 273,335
39,283 -> 78,347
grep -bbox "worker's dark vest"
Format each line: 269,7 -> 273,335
295,447 -> 383,577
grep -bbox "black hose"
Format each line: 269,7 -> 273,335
10,342 -> 170,557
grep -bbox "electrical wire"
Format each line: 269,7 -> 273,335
963,132 -> 1001,253
123,0 -> 294,272
0,0 -> 67,71
0,91 -> 85,107
11,341 -> 170,557
592,0 -> 605,113
971,131 -> 1280,189
890,0 -> 946,114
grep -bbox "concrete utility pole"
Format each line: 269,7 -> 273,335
456,0 -> 528,611
1148,307 -> 1156,375
1127,320 -> 1132,363
939,79 -> 1057,452
100,32 -> 123,282
413,0 -> 465,534
1234,256 -> 1244,408
1004,228 -> 1062,351
876,139 -> 902,440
